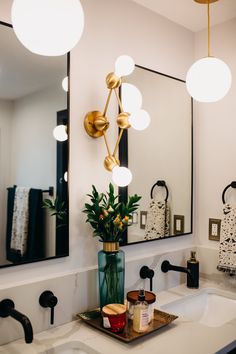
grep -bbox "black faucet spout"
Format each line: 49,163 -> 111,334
161,260 -> 197,288
10,308 -> 33,343
0,299 -> 33,343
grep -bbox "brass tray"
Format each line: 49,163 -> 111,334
77,308 -> 178,343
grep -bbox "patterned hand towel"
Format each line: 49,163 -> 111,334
144,197 -> 170,240
217,203 -> 236,275
10,187 -> 30,256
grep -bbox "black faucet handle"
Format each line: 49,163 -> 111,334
39,290 -> 58,325
0,299 -> 15,317
139,266 -> 155,292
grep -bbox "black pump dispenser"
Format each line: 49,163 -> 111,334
138,288 -> 145,301
187,251 -> 199,288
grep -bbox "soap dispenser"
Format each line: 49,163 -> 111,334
187,251 -> 199,288
133,289 -> 149,333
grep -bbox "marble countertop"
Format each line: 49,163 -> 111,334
0,280 -> 235,354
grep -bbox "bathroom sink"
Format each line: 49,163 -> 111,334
161,288 -> 236,327
40,341 -> 100,354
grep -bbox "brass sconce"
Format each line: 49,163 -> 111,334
84,56 -> 150,187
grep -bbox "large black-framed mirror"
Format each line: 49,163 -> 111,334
119,64 -> 193,245
0,21 -> 69,268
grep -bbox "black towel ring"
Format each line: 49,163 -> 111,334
222,181 -> 236,204
150,180 -> 169,201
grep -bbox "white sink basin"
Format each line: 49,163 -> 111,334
40,341 -> 99,354
161,288 -> 236,327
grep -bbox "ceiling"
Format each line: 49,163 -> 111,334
131,0 -> 236,32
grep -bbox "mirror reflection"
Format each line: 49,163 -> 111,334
120,65 -> 192,245
0,22 -> 69,267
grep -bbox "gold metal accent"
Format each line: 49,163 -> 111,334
106,73 -> 121,89
113,128 -> 124,157
84,111 -> 105,138
94,116 -> 109,132
194,0 -> 219,57
103,89 -> 112,116
103,131 -> 111,156
116,112 -> 130,129
103,242 -> 119,252
114,88 -> 124,113
104,155 -> 119,172
194,0 -> 218,4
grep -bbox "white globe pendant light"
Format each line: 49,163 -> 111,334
186,57 -> 231,102
11,0 -> 84,56
186,0 -> 231,102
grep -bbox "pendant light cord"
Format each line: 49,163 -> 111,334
208,1 -> 211,57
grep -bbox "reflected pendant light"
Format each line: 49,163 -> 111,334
186,0 -> 231,102
11,0 -> 84,56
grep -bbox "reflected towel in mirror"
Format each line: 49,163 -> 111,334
6,186 -> 44,262
144,197 -> 170,240
10,187 -> 30,256
217,203 -> 236,275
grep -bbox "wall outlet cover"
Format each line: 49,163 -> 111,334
174,215 -> 185,234
209,218 -> 221,241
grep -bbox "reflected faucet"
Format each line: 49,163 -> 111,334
0,299 -> 33,343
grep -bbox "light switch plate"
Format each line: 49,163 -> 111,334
140,211 -> 147,229
209,218 -> 221,241
174,215 -> 185,234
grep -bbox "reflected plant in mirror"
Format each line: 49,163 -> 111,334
0,21 -> 69,268
119,65 -> 193,245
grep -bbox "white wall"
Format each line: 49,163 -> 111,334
11,84 -> 66,189
0,0 -> 194,286
194,18 -> 236,248
0,99 -> 13,264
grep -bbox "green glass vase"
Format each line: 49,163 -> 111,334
98,242 -> 125,309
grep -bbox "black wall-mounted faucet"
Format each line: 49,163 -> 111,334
161,259 -> 199,289
140,265 -> 155,291
0,299 -> 33,343
39,290 -> 58,325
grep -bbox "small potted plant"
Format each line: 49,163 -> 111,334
83,183 -> 141,308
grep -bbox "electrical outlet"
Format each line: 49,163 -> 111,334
140,211 -> 147,229
209,218 -> 221,241
174,215 -> 184,234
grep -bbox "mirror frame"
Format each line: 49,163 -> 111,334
119,64 -> 193,246
0,20 -> 70,268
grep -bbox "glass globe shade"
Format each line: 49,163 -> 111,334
62,77 -> 68,92
115,55 -> 135,77
64,171 -> 68,182
53,125 -> 68,142
112,166 -> 132,187
121,83 -> 142,113
186,57 -> 232,102
129,109 -> 151,131
11,0 -> 84,56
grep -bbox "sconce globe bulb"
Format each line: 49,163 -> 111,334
129,109 -> 151,131
11,0 -> 84,56
115,55 -> 135,77
53,125 -> 68,142
121,83 -> 142,113
62,77 -> 68,92
186,57 -> 232,102
112,166 -> 132,187
64,172 -> 68,182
